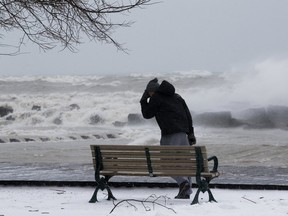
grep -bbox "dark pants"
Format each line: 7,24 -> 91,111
160,132 -> 192,195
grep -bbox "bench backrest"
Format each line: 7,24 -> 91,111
90,145 -> 209,177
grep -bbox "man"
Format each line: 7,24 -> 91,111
140,78 -> 196,199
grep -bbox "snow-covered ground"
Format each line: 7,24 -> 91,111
0,186 -> 287,216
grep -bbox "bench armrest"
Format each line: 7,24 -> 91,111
208,156 -> 218,173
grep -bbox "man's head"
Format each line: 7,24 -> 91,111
146,78 -> 159,96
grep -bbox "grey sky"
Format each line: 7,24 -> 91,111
1,0 -> 288,76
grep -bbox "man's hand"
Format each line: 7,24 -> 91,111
140,90 -> 150,103
188,133 -> 196,145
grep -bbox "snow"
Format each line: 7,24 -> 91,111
0,186 -> 287,216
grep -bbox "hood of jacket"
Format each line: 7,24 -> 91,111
157,80 -> 175,96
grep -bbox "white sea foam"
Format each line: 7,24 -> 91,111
1,67 -> 288,143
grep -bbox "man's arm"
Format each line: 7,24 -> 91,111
181,98 -> 196,145
140,92 -> 160,119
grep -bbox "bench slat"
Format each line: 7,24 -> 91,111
91,145 -> 206,151
92,149 -> 205,154
98,170 -> 215,177
101,159 -> 198,164
98,155 -> 199,160
92,150 -> 207,156
101,164 -> 198,170
99,171 -> 198,176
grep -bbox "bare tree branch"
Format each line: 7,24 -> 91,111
109,194 -> 176,214
0,0 -> 152,54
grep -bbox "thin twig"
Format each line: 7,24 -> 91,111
109,195 -> 176,214
242,196 -> 257,204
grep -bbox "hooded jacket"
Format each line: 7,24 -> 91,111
140,80 -> 194,135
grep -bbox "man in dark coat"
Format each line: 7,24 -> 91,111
140,78 -> 196,199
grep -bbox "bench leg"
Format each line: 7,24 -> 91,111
191,188 -> 201,205
207,188 -> 217,203
89,187 -> 100,203
191,179 -> 217,205
89,177 -> 116,203
191,187 -> 217,205
107,186 -> 116,201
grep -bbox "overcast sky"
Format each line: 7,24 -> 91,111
1,0 -> 288,76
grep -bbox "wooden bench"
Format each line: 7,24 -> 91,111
89,145 -> 220,205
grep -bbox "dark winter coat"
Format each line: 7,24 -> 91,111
140,80 -> 194,136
